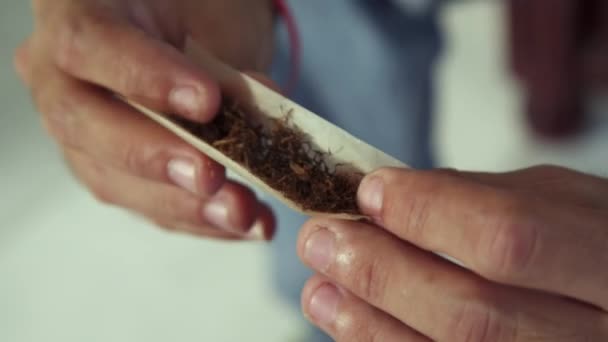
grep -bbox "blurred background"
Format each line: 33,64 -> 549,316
0,0 -> 606,341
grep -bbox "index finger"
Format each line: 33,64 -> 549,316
50,7 -> 220,122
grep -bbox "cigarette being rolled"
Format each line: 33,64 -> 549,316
121,38 -> 408,220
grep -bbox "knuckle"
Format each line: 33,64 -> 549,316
112,59 -> 172,101
35,90 -> 82,147
121,144 -> 149,176
526,165 -> 579,185
156,191 -> 196,223
434,167 -> 465,178
527,165 -> 571,185
347,248 -> 390,304
385,169 -> 455,241
529,164 -> 565,176
54,7 -> 111,72
85,166 -> 115,205
120,145 -> 173,182
334,314 -> 384,342
151,218 -> 178,232
478,195 -> 539,282
90,184 -> 114,205
394,191 -> 432,241
450,300 -> 513,342
365,323 -> 388,342
54,15 -> 87,71
113,57 -> 154,98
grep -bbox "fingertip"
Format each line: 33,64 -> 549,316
169,76 -> 221,123
197,155 -> 226,195
201,182 -> 258,235
357,174 -> 385,220
301,274 -> 328,320
301,275 -> 342,329
249,202 -> 276,241
357,167 -> 414,219
297,218 -> 342,266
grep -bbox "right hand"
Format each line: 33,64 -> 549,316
14,0 -> 277,240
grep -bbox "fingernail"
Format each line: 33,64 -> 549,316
357,175 -> 384,217
305,228 -> 336,272
202,194 -> 234,233
309,283 -> 341,326
168,158 -> 197,193
169,86 -> 203,117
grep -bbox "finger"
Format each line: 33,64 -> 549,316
251,202 -> 277,241
49,7 -> 219,121
459,165 -> 608,210
358,168 -> 608,310
144,198 -> 274,241
32,63 -> 225,197
301,275 -> 430,342
299,218 -> 608,341
151,219 -> 243,241
66,149 -> 274,239
154,210 -> 273,242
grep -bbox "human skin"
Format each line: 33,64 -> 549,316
15,0 -> 277,240
17,3 -> 608,340
299,166 -> 608,341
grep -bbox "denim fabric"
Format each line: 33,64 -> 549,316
268,1 -> 441,339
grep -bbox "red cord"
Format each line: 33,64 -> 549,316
273,0 -> 301,94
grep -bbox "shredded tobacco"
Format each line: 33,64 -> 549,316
171,102 -> 363,215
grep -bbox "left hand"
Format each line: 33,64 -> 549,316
15,0 -> 276,240
297,166 -> 608,341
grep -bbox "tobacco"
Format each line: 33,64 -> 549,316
172,102 -> 363,215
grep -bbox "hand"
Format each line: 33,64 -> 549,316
14,0 -> 276,240
298,166 -> 608,341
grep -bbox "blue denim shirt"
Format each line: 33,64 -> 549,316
272,0 -> 441,168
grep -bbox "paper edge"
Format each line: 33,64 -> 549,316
123,99 -> 366,220
240,74 -> 409,174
